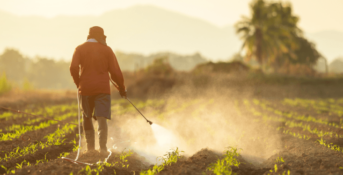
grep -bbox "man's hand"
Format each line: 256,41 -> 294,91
119,89 -> 127,99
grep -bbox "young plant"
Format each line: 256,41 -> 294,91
140,148 -> 183,175
206,147 -> 240,175
0,165 -> 15,174
119,149 -> 133,168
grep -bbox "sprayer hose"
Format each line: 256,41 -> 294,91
75,91 -> 82,161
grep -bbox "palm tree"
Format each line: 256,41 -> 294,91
269,2 -> 302,71
235,0 -> 267,67
235,0 -> 301,70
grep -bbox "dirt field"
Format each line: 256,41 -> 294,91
1,75 -> 343,175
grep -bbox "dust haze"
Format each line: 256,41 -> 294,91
101,82 -> 282,166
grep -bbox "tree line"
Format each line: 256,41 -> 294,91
0,49 -> 74,89
0,49 -> 207,89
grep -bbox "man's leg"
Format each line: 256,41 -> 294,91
97,116 -> 108,153
81,95 -> 96,151
93,94 -> 111,154
83,115 -> 95,151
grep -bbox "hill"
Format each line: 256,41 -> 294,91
0,5 -> 342,63
0,5 -> 239,61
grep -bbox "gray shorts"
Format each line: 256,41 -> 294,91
80,93 -> 111,120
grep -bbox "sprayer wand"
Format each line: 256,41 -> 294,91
126,98 -> 153,125
109,78 -> 153,125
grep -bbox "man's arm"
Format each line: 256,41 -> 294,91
70,47 -> 81,88
108,48 -> 125,92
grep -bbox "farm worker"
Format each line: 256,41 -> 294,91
70,26 -> 127,155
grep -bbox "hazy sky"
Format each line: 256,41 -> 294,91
1,0 -> 343,33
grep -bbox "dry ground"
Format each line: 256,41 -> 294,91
1,75 -> 343,175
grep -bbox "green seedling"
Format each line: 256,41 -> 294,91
119,149 -> 133,168
206,147 -> 240,175
276,156 -> 285,163
1,165 -> 15,174
58,152 -> 70,158
0,122 -> 76,162
36,153 -> 49,165
140,148 -> 183,175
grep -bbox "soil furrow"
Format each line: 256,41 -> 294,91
0,130 -> 77,174
0,116 -> 77,158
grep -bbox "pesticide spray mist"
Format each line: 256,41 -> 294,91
151,124 -> 177,147
106,85 -> 282,166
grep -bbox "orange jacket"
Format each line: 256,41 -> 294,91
70,42 -> 125,96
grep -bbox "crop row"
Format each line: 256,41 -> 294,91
0,111 -> 77,141
245,99 -> 343,154
0,99 -> 166,142
252,99 -> 343,129
73,146 -> 241,175
0,103 -> 78,121
249,106 -> 343,139
283,98 -> 343,116
1,98 -> 218,175
0,122 -> 77,162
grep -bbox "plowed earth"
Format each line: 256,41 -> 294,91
2,97 -> 343,175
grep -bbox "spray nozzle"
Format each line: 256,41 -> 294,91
147,120 -> 153,125
126,98 -> 153,126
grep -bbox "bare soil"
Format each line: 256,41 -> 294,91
2,75 -> 343,175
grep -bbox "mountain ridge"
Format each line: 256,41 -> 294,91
0,5 -> 342,63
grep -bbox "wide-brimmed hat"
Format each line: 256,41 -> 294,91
88,26 -> 106,39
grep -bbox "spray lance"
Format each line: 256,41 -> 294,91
126,98 -> 153,125
110,79 -> 153,125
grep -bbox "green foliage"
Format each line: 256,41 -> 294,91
0,165 -> 15,174
0,123 -> 77,162
119,149 -> 133,168
140,148 -> 183,175
22,78 -> 34,91
245,97 -> 343,155
161,147 -> 183,166
76,149 -> 134,175
78,165 -> 94,175
288,36 -> 321,66
0,49 -> 26,82
35,153 -> 49,165
16,160 -> 31,169
144,57 -> 174,76
0,112 -> 76,141
235,0 -> 320,72
206,147 -> 240,175
0,72 -> 12,95
58,152 -> 70,158
276,156 -> 284,163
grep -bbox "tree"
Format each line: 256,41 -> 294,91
291,36 -> 321,66
274,36 -> 321,73
329,57 -> 343,73
235,0 -> 320,73
0,48 -> 26,82
235,0 -> 290,68
28,57 -> 74,89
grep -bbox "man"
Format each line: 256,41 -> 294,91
70,26 -> 126,155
